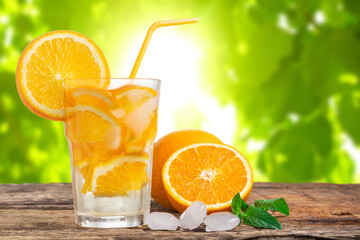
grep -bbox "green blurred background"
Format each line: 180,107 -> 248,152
1,0 -> 359,183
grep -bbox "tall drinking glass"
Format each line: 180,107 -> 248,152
64,78 -> 160,228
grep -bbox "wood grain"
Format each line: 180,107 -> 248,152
0,183 -> 359,239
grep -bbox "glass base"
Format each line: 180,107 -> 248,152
75,213 -> 144,228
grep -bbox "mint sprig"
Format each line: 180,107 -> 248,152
231,193 -> 289,230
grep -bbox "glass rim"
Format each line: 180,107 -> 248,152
62,77 -> 161,83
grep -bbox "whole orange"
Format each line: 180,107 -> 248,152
152,130 -> 222,210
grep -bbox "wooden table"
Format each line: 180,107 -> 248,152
0,183 -> 359,239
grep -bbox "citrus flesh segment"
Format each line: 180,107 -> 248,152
65,104 -> 123,193
111,84 -> 157,113
89,154 -> 149,197
70,141 -> 92,166
152,130 -> 223,211
68,87 -> 116,110
110,84 -> 159,154
16,30 -> 111,120
123,113 -> 158,154
112,85 -> 158,138
122,95 -> 159,140
65,104 -> 120,143
162,143 -> 253,214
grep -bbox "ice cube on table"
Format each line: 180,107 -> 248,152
180,201 -> 207,230
145,212 -> 180,230
204,212 -> 240,231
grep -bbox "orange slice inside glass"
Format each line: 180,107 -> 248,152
92,155 -> 149,197
111,84 -> 158,153
65,104 -> 120,143
68,87 -> 116,110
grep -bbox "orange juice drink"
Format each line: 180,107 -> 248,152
16,18 -> 197,229
64,78 -> 160,228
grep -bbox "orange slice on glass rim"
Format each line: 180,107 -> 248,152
162,143 -> 253,214
16,30 -> 111,120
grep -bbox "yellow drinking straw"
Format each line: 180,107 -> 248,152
129,18 -> 199,78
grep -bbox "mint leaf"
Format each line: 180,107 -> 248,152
234,211 -> 243,225
243,205 -> 282,229
231,193 -> 249,214
231,193 -> 242,215
231,193 -> 248,225
254,198 -> 289,215
240,199 -> 249,211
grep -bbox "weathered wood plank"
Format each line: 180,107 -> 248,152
0,183 -> 359,239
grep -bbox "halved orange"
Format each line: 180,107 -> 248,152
16,30 -> 111,120
162,143 -> 253,214
152,130 -> 223,211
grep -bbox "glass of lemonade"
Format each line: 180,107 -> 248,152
64,78 -> 160,228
